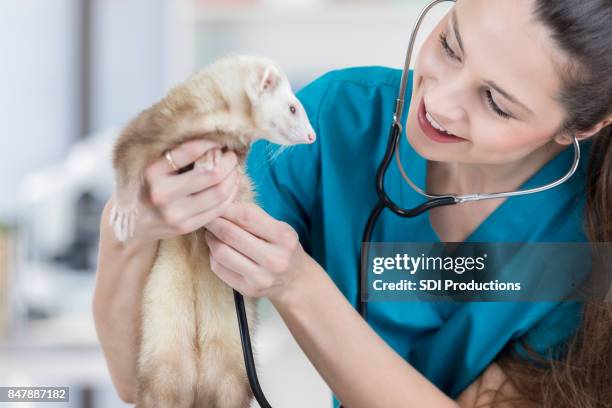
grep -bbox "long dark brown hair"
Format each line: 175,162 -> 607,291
489,1 -> 612,406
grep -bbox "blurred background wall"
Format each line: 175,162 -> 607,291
0,0 -> 450,406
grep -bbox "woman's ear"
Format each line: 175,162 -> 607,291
554,116 -> 612,145
245,65 -> 281,101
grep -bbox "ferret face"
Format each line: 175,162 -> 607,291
246,65 -> 316,146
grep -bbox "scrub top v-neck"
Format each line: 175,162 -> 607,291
245,66 -> 591,406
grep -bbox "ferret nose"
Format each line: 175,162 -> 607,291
307,133 -> 316,143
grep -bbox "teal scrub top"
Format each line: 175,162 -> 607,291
245,66 -> 591,406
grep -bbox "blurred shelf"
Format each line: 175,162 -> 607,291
0,346 -> 108,384
0,314 -> 99,350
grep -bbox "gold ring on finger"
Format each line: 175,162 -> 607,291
164,150 -> 179,172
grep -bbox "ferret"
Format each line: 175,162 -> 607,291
108,55 -> 316,408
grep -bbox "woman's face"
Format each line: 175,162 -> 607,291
406,0 -> 571,164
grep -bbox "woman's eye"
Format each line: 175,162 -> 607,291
439,32 -> 461,62
485,90 -> 512,120
289,105 -> 296,114
438,31 -> 511,120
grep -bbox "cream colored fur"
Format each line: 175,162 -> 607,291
138,185 -> 256,408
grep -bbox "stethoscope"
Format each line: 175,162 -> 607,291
233,0 -> 581,407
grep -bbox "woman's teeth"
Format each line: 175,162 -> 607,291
425,111 -> 455,136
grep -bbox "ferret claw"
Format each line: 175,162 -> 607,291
212,148 -> 222,165
109,202 -> 138,242
195,147 -> 221,172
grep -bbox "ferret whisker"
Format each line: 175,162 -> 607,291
269,145 -> 289,162
246,143 -> 282,174
263,144 -> 284,164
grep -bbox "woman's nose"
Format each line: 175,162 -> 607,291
426,91 -> 465,124
426,77 -> 468,124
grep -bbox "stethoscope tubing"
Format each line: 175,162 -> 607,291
233,290 -> 273,408
358,121 -> 457,318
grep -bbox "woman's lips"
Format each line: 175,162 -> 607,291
417,97 -> 467,144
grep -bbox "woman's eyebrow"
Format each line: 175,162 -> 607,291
452,9 -> 534,117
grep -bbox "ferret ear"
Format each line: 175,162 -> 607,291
259,65 -> 281,92
247,65 -> 281,100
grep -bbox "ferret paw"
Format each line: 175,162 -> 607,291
194,147 -> 222,172
109,202 -> 139,242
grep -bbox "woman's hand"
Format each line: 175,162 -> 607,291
204,202 -> 311,302
115,139 -> 242,246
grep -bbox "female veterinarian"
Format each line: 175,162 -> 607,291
93,0 -> 612,406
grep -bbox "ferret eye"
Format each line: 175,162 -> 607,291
289,105 -> 296,114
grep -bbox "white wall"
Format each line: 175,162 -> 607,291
0,0 -> 169,221
0,0 -> 80,221
89,0 -> 165,133
165,1 -> 452,90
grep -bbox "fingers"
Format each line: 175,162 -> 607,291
147,139 -> 221,178
207,255 -> 251,296
160,164 -> 239,224
205,217 -> 284,267
166,173 -> 241,234
156,149 -> 238,200
205,230 -> 259,273
220,202 -> 293,243
205,231 -> 271,297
